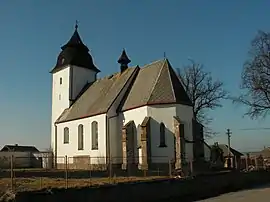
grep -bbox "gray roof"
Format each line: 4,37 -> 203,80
57,67 -> 137,123
121,59 -> 192,111
56,59 -> 192,123
212,144 -> 243,157
1,145 -> 39,152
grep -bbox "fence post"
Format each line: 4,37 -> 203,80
109,156 -> 112,183
190,160 -> 193,176
65,155 -> 68,189
245,155 -> 248,170
169,160 -> 172,178
40,177 -> 42,189
255,157 -> 258,170
10,155 -> 14,191
89,156 -> 92,186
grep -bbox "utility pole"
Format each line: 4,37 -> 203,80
226,129 -> 232,168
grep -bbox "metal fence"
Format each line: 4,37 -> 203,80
2,154 -> 269,194
0,155 -> 195,193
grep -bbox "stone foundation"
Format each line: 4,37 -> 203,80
57,155 -> 108,171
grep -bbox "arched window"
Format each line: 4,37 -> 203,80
159,122 -> 166,147
60,77 -> 63,85
63,127 -> 69,144
78,124 -> 84,150
137,124 -> 142,148
91,121 -> 98,150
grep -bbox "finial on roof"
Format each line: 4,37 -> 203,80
118,49 -> 131,73
75,20 -> 79,30
164,52 -> 167,59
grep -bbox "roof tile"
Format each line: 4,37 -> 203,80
56,58 -> 192,123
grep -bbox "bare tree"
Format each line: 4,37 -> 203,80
177,60 -> 228,136
233,31 -> 270,119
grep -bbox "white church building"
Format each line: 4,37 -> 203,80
50,25 -> 200,170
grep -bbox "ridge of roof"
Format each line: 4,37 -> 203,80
146,59 -> 166,103
55,57 -> 193,123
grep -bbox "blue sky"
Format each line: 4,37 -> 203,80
0,1 -> 269,152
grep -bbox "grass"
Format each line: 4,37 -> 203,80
0,176 -> 168,193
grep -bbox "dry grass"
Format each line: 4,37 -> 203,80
0,176 -> 168,193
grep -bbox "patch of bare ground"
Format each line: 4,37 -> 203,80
0,176 -> 167,193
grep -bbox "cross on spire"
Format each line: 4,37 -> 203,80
75,20 -> 79,30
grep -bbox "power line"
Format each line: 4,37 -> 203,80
207,127 -> 270,138
238,127 -> 270,131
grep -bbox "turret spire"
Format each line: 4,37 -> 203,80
118,49 -> 131,73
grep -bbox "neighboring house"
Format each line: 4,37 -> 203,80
260,147 -> 270,159
203,141 -> 211,162
50,24 -> 200,171
0,144 -> 41,169
244,148 -> 270,169
1,144 -> 39,152
211,143 -> 243,169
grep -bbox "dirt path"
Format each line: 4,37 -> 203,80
198,184 -> 270,202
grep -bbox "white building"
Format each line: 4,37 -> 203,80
50,25 -> 196,170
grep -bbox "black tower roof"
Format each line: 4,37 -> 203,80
118,49 -> 131,65
50,24 -> 100,73
118,49 -> 131,73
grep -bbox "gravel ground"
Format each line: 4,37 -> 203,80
197,184 -> 270,202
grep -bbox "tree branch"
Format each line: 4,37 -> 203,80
232,30 -> 270,119
177,61 -> 228,137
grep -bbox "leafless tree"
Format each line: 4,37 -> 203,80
177,60 -> 228,136
233,31 -> 270,119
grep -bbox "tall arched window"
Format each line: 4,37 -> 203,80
159,122 -> 166,147
63,127 -> 69,144
137,124 -> 142,148
78,124 -> 84,150
91,121 -> 98,150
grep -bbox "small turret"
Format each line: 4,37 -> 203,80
118,49 -> 131,73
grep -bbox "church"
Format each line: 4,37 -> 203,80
50,24 -> 202,171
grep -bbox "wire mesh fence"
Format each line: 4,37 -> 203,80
4,154 -> 268,193
0,155 -> 195,192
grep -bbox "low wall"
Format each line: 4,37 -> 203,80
12,171 -> 270,202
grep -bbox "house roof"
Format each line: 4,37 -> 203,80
1,145 -> 39,152
50,26 -> 100,74
56,58 -> 192,124
203,141 -> 211,149
260,147 -> 270,157
245,148 -> 270,158
212,144 -> 243,157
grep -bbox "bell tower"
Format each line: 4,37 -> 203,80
50,22 -> 100,156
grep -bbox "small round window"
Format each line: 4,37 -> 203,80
61,58 -> 65,64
